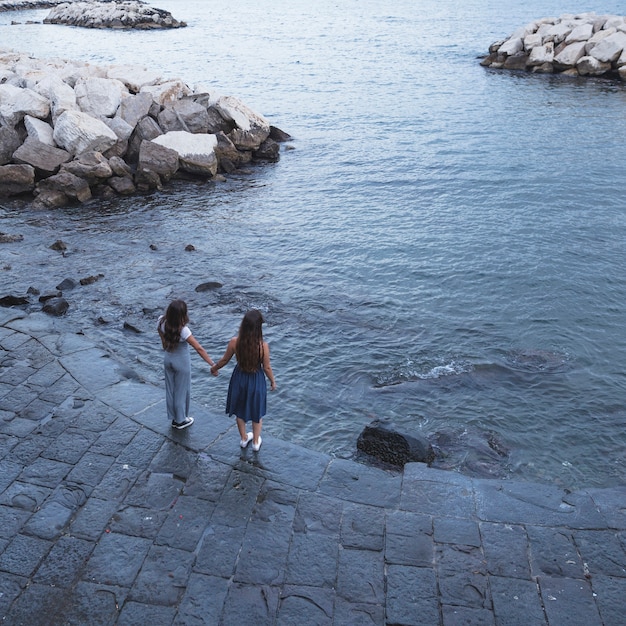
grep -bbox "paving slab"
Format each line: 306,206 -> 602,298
0,313 -> 624,624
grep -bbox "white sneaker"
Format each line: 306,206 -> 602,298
240,432 -> 253,448
252,436 -> 262,452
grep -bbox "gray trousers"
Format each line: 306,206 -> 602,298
163,342 -> 191,423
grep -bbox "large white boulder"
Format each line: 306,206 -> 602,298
24,115 -> 55,146
565,23 -> 594,43
576,56 -> 612,75
151,130 -> 218,176
585,27 -> 616,54
140,79 -> 192,106
554,41 -> 587,67
214,95 -> 270,150
588,31 -> 626,63
106,65 -> 162,93
528,42 -> 555,66
0,83 -> 50,126
498,37 -> 523,56
75,77 -> 127,118
31,75 -> 78,123
53,109 -> 119,156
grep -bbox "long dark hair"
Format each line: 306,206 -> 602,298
236,309 -> 264,372
162,300 -> 189,351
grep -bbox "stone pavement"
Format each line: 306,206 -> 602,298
0,310 -> 625,625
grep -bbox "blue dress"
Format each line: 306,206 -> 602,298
226,363 -> 267,423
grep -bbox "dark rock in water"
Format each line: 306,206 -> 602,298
39,291 -> 62,302
185,244 -> 195,251
56,278 -> 77,291
0,231 -> 24,243
80,274 -> 104,286
50,240 -> 67,252
123,321 -> 142,333
0,294 -> 29,307
357,418 -> 434,467
42,297 -> 69,316
253,137 -> 280,162
195,281 -> 223,292
269,125 -> 292,142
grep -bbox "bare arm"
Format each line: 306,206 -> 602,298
262,341 -> 277,391
186,334 -> 215,366
210,337 -> 237,376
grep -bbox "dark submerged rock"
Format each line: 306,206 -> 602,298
356,418 -> 434,467
42,296 -> 69,316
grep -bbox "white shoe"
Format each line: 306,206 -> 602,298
240,432 -> 253,448
252,436 -> 262,452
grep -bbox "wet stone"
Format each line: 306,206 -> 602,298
319,458 -> 402,508
0,503 -> 32,539
285,533 -> 339,587
336,548 -> 385,605
72,399 -> 120,433
194,522 -> 247,578
0,458 -> 23,494
156,495 -> 214,551
117,601 -> 177,625
480,522 -> 531,579
67,451 -> 116,487
19,457 -> 72,488
490,576 -> 547,626
41,428 -> 97,464
2,582 -> 68,626
591,574 -> 626,626
234,517 -> 294,585
400,476 -> 476,519
527,527 -> 584,579
210,469 -> 263,527
23,500 -> 76,540
221,582 -> 280,624
277,584 -> 334,625
538,576 -> 602,626
83,532 -> 152,587
124,471 -> 184,510
9,434 -> 55,464
0,383 -> 37,412
94,461 -> 142,502
129,544 -> 195,605
69,497 -> 119,541
182,454 -> 232,502
341,502 -> 385,551
149,440 -> 197,479
118,427 -> 164,470
109,505 -> 169,539
90,416 -> 141,456
174,573 -> 229,625
33,535 -> 94,587
385,510 -> 434,567
436,544 -> 491,610
60,582 -> 128,626
333,598 -> 385,625
18,396 -> 57,421
386,564 -> 440,626
1,481 -> 53,513
0,533 -> 52,577
573,529 -> 626,577
442,604 -> 496,625
434,517 -> 482,547
0,573 -> 26,617
293,492 -> 342,535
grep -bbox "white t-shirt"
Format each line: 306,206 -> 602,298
158,315 -> 192,342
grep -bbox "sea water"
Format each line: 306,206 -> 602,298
1,0 -> 625,488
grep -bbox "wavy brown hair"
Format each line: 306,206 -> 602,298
162,300 -> 189,351
236,309 -> 264,372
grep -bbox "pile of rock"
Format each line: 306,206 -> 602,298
43,1 -> 186,30
0,49 -> 290,208
481,13 -> 626,79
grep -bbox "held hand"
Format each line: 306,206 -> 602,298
211,365 -> 219,376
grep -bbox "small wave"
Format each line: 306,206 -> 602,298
375,359 -> 472,388
505,348 -> 571,373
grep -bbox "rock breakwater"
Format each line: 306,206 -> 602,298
0,49 -> 289,208
43,0 -> 186,29
481,13 -> 626,79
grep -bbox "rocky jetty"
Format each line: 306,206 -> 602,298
43,1 -> 186,29
0,49 -> 289,208
481,13 -> 626,79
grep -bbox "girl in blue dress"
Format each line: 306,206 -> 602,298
211,309 -> 276,451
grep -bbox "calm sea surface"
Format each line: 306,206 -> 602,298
1,0 -> 625,488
